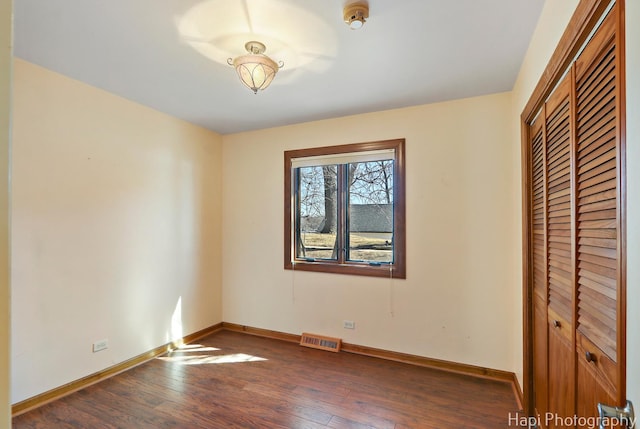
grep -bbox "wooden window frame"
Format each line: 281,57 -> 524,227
284,139 -> 406,279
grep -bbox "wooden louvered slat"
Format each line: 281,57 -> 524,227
548,253 -> 570,264
549,241 -> 571,252
549,216 -> 570,225
549,258 -> 572,273
548,187 -> 570,201
578,237 -> 617,249
578,189 -> 616,205
578,168 -> 616,189
549,203 -> 571,214
579,260 -> 616,280
579,195 -> 616,210
549,212 -> 570,221
549,252 -> 571,260
549,182 -> 571,195
579,219 -> 616,230
577,178 -> 616,199
575,32 -> 617,362
578,228 -> 616,240
578,211 -> 615,223
547,226 -> 570,235
579,252 -> 618,270
578,244 -> 616,260
548,226 -> 570,235
548,200 -> 570,213
548,165 -> 570,183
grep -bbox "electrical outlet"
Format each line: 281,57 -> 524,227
92,339 -> 108,353
343,320 -> 355,329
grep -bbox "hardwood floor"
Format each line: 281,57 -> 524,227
13,330 -> 521,428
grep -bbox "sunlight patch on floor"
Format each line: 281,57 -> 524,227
159,353 -> 268,365
171,344 -> 221,353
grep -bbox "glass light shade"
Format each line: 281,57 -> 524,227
349,19 -> 364,30
232,54 -> 279,94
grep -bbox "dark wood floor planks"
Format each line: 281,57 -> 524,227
13,330 -> 521,428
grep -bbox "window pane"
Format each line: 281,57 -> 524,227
347,160 -> 394,263
296,165 -> 338,260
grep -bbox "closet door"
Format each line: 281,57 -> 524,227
544,75 -> 575,427
530,115 -> 548,417
574,7 -> 623,421
524,0 -> 626,424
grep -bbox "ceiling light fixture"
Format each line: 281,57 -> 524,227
227,41 -> 284,94
343,3 -> 369,30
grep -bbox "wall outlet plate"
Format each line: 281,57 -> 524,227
93,339 -> 108,353
343,320 -> 355,329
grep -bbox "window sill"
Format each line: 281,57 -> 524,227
285,260 -> 405,279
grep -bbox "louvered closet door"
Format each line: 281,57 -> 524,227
530,115 -> 548,417
544,74 -> 575,427
574,7 -> 622,423
525,1 -> 625,425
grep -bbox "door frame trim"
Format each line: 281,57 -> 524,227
520,0 -> 626,415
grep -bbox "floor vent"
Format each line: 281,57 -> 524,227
300,333 -> 341,352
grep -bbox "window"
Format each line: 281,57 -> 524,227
284,139 -> 406,278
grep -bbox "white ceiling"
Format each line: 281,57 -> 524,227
13,0 -> 544,135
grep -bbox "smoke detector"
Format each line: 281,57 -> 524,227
343,3 -> 369,30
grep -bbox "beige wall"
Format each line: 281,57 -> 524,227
222,92 -> 519,373
10,59 -> 223,403
0,0 -> 12,425
625,0 -> 639,405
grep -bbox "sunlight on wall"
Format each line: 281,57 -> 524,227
170,297 -> 183,344
176,0 -> 338,81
